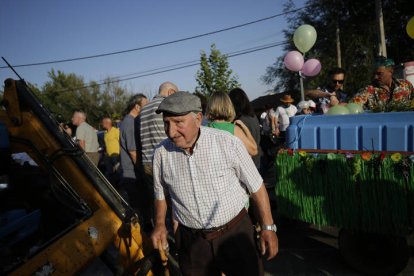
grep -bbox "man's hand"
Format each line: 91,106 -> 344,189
260,230 -> 279,260
151,224 -> 169,250
78,139 -> 86,150
330,95 -> 339,106
272,128 -> 280,137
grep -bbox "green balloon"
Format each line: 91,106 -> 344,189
326,105 -> 350,115
293,24 -> 317,53
346,103 -> 364,114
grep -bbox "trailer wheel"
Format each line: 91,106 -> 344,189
338,229 -> 409,276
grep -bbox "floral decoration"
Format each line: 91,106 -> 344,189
361,152 -> 372,161
298,150 -> 307,157
283,150 -> 412,183
297,150 -> 314,173
391,153 -> 402,162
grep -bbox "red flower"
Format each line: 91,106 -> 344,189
379,93 -> 389,101
380,152 -> 386,161
367,86 -> 375,94
361,152 -> 372,161
353,96 -> 363,104
393,92 -> 403,100
287,149 -> 294,156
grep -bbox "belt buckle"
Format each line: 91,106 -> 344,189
212,225 -> 227,234
204,225 -> 226,234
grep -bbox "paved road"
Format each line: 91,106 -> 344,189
263,218 -> 414,276
83,218 -> 414,275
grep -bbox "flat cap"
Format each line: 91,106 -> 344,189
156,91 -> 202,115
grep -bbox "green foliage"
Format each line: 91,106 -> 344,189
262,0 -> 414,96
276,151 -> 414,235
33,69 -> 131,128
195,44 -> 240,97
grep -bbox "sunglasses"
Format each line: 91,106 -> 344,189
332,79 -> 344,84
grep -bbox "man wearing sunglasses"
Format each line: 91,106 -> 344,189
306,67 -> 347,113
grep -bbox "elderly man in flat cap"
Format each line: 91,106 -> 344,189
351,56 -> 414,112
150,91 -> 278,276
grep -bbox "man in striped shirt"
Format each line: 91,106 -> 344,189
140,82 -> 178,230
151,92 -> 278,276
140,81 -> 178,177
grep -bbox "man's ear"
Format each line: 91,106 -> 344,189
195,112 -> 203,126
168,89 -> 175,96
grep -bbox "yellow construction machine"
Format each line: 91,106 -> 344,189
0,78 -> 172,275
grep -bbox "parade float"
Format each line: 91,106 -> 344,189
275,19 -> 414,274
276,110 -> 414,275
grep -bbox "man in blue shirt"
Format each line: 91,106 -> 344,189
119,94 -> 149,224
306,67 -> 348,113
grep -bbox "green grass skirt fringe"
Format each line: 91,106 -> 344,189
275,151 -> 414,235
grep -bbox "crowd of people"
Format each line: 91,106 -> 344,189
60,55 -> 413,275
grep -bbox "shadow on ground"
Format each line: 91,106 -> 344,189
263,218 -> 361,276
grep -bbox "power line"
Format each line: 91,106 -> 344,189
0,6 -> 305,69
55,40 -> 288,93
96,41 -> 283,81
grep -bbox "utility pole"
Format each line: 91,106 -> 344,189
375,0 -> 387,57
336,23 -> 342,67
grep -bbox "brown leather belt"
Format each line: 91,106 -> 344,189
182,209 -> 248,241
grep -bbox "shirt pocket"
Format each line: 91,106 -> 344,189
208,168 -> 231,196
162,167 -> 192,197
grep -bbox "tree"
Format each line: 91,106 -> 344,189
34,69 -> 131,127
262,0 -> 414,96
195,44 -> 240,97
97,77 -> 130,120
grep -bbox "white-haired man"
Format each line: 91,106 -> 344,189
71,110 -> 99,166
151,92 -> 278,276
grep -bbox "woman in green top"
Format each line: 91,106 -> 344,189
206,92 -> 258,156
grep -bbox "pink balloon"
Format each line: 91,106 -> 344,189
284,51 -> 304,72
302,58 -> 321,77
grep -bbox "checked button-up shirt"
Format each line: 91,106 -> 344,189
153,126 -> 263,229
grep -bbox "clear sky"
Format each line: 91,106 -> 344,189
0,0 -> 305,100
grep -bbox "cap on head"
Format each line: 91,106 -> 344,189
156,91 -> 202,115
374,56 -> 395,69
298,100 -> 310,110
307,100 -> 316,108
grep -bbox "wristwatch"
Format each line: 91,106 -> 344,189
262,224 -> 277,233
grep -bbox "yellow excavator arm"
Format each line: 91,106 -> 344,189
0,79 -> 156,275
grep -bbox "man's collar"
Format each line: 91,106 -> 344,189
154,94 -> 167,99
391,77 -> 401,86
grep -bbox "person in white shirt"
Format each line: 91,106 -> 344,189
297,100 -> 313,115
274,94 -> 297,143
151,92 -> 278,276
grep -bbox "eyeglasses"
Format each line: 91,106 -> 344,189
332,79 -> 344,84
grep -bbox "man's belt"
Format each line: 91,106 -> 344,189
182,208 -> 248,241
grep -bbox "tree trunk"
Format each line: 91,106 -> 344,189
375,0 -> 387,57
336,23 -> 342,68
